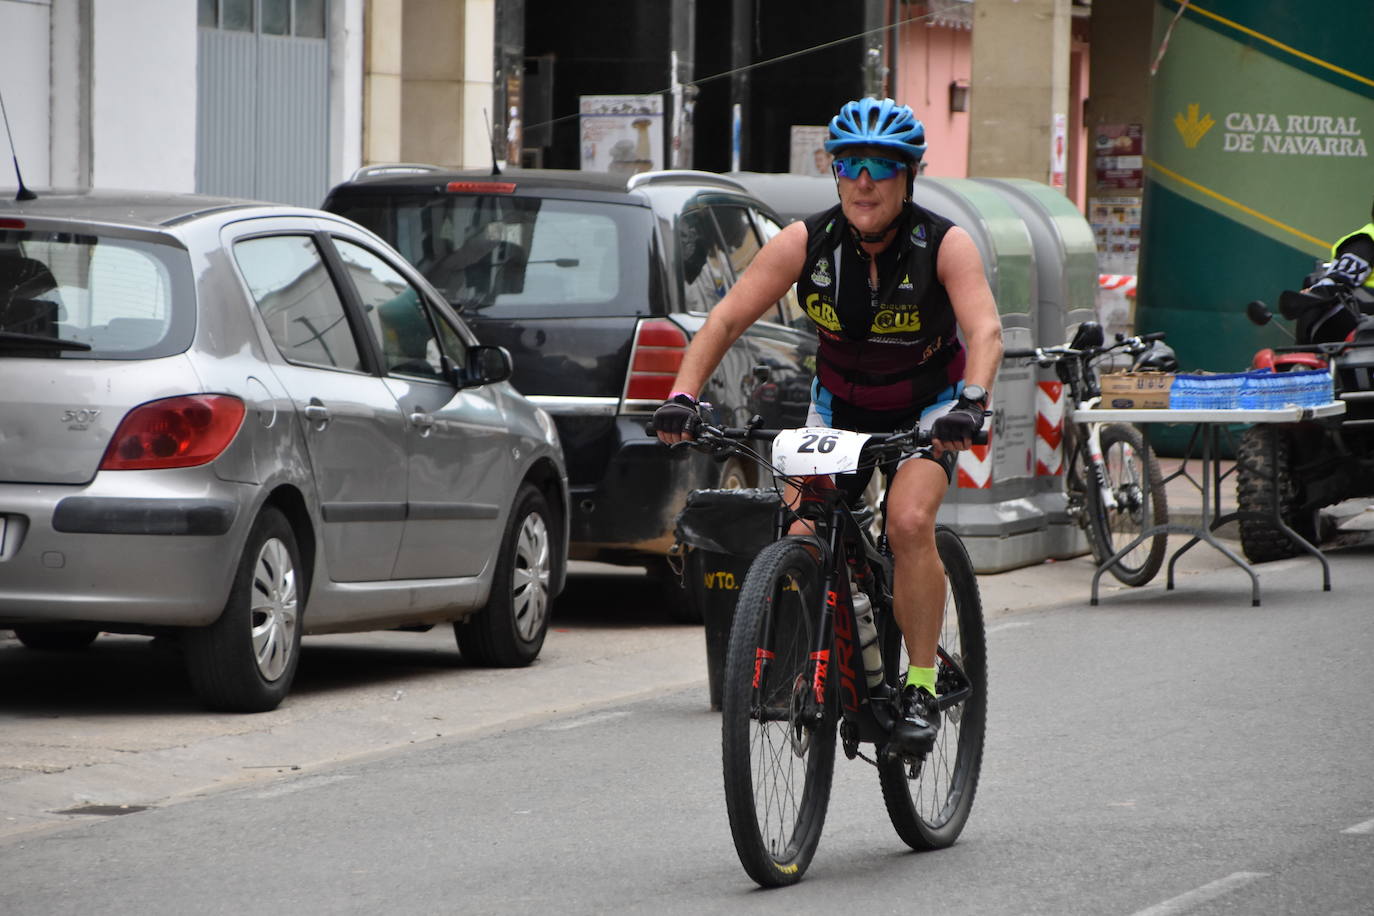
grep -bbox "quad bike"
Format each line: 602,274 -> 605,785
1240,281 -> 1374,562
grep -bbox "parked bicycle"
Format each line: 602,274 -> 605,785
662,409 -> 987,887
1004,322 -> 1171,587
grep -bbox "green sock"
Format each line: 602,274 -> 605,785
906,665 -> 937,696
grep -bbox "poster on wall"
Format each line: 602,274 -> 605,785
1050,114 -> 1068,190
1090,196 -> 1142,275
789,126 -> 831,177
1094,124 -> 1144,189
579,95 -> 664,176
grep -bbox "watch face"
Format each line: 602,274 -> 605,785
962,384 -> 988,405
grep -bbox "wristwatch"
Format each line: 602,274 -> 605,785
960,384 -> 989,408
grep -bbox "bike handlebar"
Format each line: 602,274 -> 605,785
1003,331 -> 1166,364
646,412 -> 987,458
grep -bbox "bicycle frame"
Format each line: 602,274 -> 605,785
770,473 -> 974,752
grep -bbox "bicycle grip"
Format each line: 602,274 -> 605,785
1003,348 -> 1037,359
1141,331 -> 1167,342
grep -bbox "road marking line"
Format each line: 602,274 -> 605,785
541,711 -> 631,731
1128,872 -> 1268,916
988,621 -> 1033,634
1342,817 -> 1374,835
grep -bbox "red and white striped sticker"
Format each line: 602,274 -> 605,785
956,442 -> 993,489
1098,273 -> 1137,296
1035,381 -> 1065,476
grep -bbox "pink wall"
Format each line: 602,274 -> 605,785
893,16 -> 1091,213
894,21 -> 972,178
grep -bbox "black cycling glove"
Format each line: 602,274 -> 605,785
932,402 -> 984,444
652,393 -> 700,435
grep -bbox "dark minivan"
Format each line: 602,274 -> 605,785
323,167 -> 815,618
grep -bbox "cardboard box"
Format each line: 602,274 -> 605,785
1098,372 -> 1173,409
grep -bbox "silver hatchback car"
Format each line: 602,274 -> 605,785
0,192 -> 568,712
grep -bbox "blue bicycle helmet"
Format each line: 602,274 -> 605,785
825,97 -> 927,162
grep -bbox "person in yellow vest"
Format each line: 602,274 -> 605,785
1291,199 -> 1374,342
1312,198 -> 1374,292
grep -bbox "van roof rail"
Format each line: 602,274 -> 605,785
350,163 -> 445,181
626,169 -> 749,193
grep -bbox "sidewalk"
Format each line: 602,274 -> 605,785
973,454 -> 1373,617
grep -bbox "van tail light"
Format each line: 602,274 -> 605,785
623,319 -> 689,405
100,395 -> 246,470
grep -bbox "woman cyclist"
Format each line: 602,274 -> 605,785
653,97 -> 1003,756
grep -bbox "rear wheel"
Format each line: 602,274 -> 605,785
183,506 -> 302,713
1084,423 -> 1168,586
878,526 -> 987,850
456,484 -> 555,666
721,537 -> 835,887
12,627 -> 99,651
1236,425 -> 1314,562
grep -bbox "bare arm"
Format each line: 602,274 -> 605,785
930,226 -> 1003,454
938,226 -> 1004,396
669,221 -> 808,397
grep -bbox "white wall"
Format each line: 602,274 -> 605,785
330,0 -> 365,185
0,0 -> 52,191
90,0 -> 197,191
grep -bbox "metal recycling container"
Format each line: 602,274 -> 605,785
919,178 -> 1045,573
672,487 -> 781,710
976,178 -> 1100,559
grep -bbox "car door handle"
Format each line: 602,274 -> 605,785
410,409 -> 435,436
305,399 -> 331,430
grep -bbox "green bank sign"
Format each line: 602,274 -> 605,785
1138,0 -> 1374,382
1148,2 -> 1373,255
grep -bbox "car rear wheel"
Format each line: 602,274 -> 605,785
456,484 -> 554,666
183,506 -> 303,713
12,627 -> 100,651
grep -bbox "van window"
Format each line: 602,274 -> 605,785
329,192 -> 654,319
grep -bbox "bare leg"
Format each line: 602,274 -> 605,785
883,458 -> 950,668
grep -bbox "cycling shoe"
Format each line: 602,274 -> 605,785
889,685 -> 940,755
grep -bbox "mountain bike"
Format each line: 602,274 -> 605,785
1005,323 -> 1171,587
666,412 -> 987,887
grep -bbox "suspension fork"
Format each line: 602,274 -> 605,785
1081,421 -> 1119,512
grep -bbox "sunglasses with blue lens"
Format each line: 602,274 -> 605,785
832,155 -> 906,181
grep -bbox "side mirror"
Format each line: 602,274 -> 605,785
462,345 -> 513,387
1245,300 -> 1274,326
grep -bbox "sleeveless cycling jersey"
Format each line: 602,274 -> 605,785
795,202 -> 965,429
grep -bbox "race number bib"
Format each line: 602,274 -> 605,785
772,427 -> 872,476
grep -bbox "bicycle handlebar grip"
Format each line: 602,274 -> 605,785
1142,331 -> 1167,342
1002,348 -> 1037,359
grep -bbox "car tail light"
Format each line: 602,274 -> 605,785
624,319 -> 689,403
100,395 -> 246,470
0,218 -> 25,229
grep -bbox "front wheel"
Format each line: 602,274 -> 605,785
1236,424 -> 1314,562
721,537 -> 835,887
1083,423 -> 1168,587
879,526 -> 987,850
456,484 -> 555,666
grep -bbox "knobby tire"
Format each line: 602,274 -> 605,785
878,526 -> 987,850
721,537 -> 836,887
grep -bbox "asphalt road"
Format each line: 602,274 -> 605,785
2,542 -> 1372,914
